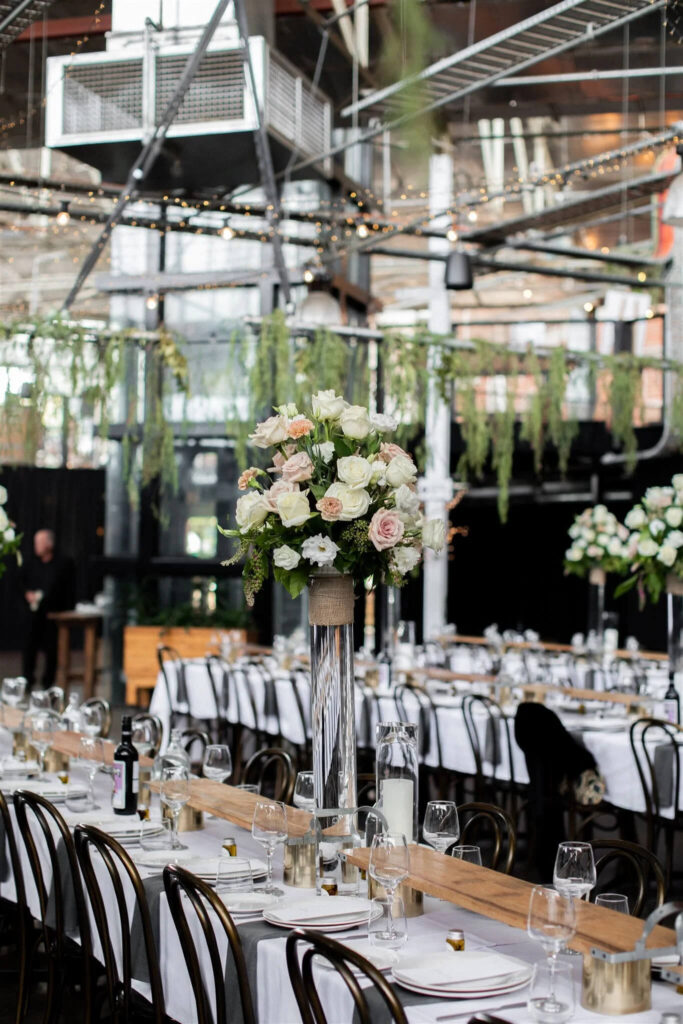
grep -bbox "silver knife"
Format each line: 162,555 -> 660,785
435,1000 -> 526,1021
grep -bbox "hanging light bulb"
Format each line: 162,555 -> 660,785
467,209 -> 478,223
446,226 -> 459,243
56,201 -> 71,226
584,301 -> 595,313
219,224 -> 235,240
356,223 -> 370,239
145,294 -> 159,310
303,267 -> 315,284
523,288 -> 533,300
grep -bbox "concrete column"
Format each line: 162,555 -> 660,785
421,151 -> 454,640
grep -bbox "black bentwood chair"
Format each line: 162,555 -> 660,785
285,928 -> 409,1024
629,717 -> 682,888
13,790 -> 94,1024
456,801 -> 517,874
163,865 -> 256,1024
0,790 -> 36,1024
243,747 -> 296,803
591,838 -> 666,917
80,697 -> 112,738
74,825 -> 166,1024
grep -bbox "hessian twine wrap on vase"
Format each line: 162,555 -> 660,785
309,570 -> 357,822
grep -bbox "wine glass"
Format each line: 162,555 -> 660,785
527,886 -> 577,963
29,690 -> 50,710
2,677 -> 26,708
369,833 -> 410,945
450,844 -> 482,866
251,799 -> 287,896
595,893 -> 629,914
160,766 -> 190,850
293,771 -> 315,811
27,709 -> 57,776
528,960 -> 575,1023
79,705 -> 103,738
553,842 -> 596,902
79,736 -> 105,809
422,800 -> 460,854
131,719 -> 156,757
202,744 -> 232,783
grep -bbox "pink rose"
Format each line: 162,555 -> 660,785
269,452 -> 286,473
263,479 -> 298,512
379,442 -> 411,464
316,496 -> 343,522
282,451 -> 314,484
368,508 -> 405,551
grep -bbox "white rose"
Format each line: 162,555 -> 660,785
385,454 -> 417,488
566,546 -> 583,562
273,545 -> 301,570
665,507 -> 683,528
276,491 -> 313,528
312,390 -> 346,420
593,504 -> 609,521
673,474 -> 683,492
313,442 -> 335,464
596,533 -> 610,548
650,519 -> 666,537
249,414 -> 289,448
339,404 -> 371,440
658,544 -> 677,568
638,538 -> 658,558
422,518 -> 445,553
394,483 -> 421,517
370,412 -> 398,433
569,524 -> 581,539
0,485 -> 7,505
645,486 -> 674,512
625,507 -> 647,530
336,455 -> 373,491
392,545 -> 421,574
324,482 -> 370,521
277,402 -> 299,417
607,537 -> 623,557
301,534 -> 339,567
582,528 -> 596,543
586,544 -> 603,559
3,526 -> 14,542
370,460 -> 387,487
668,530 -> 683,549
235,492 -> 269,533
603,520 -> 616,536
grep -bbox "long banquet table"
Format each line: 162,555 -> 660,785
1,719 -> 682,1024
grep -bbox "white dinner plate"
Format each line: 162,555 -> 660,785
135,849 -> 198,869
391,972 -> 532,1000
392,951 -> 532,997
0,779 -> 82,802
182,857 -> 267,881
264,896 -> 380,931
66,813 -> 164,837
219,892 -> 280,915
318,937 -> 398,973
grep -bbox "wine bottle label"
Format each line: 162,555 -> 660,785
664,700 -> 679,725
112,760 -> 124,809
132,761 -> 139,794
378,664 -> 391,688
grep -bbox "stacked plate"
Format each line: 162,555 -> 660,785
263,896 -> 379,932
135,852 -> 267,883
391,951 -> 533,999
64,812 -> 164,846
0,757 -> 40,778
0,778 -> 83,803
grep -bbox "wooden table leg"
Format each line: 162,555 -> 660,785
56,624 -> 70,690
83,623 -> 96,700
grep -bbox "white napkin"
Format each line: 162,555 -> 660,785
394,951 -> 526,988
268,897 -> 368,923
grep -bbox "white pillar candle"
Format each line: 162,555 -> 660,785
381,777 -> 414,840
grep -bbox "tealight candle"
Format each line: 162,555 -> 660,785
381,777 -> 414,839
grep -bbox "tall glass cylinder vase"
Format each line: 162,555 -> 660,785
309,569 -> 357,823
666,575 -> 683,678
587,567 -> 606,652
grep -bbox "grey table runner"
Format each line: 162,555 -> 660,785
175,661 -> 189,707
130,873 -> 166,984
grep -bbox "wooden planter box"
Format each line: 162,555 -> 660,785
123,625 -> 247,707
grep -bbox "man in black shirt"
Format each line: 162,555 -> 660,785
20,530 -> 75,688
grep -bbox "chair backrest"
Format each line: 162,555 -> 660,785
591,837 -> 666,916
14,790 -> 93,1007
393,683 -> 443,766
157,644 -> 185,717
81,697 -> 112,738
163,864 -> 256,1024
205,655 -> 227,718
456,801 -> 517,874
74,824 -> 165,1024
243,747 -> 295,803
131,712 -> 164,756
181,728 -> 212,772
629,717 -> 681,822
462,694 -> 514,786
285,927 -> 408,1024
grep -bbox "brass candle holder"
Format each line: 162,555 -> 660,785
367,876 -> 423,918
283,835 -> 316,888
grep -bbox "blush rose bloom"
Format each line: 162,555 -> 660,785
385,453 -> 418,488
277,491 -> 313,528
379,442 -> 410,464
324,482 -> 370,521
316,497 -> 343,522
288,417 -> 315,439
235,492 -> 269,533
263,479 -> 298,512
369,509 -> 405,551
339,404 -> 371,440
281,451 -> 314,484
250,414 -> 289,448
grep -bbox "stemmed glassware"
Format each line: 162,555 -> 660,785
553,841 -> 596,955
202,744 -> 233,783
251,799 -> 287,896
368,832 -> 410,947
79,705 -> 103,738
78,736 -> 105,808
27,709 -> 56,776
2,677 -> 26,708
422,801 -> 460,854
595,893 -> 629,914
527,885 -> 577,963
131,719 -> 156,757
160,766 -> 190,850
293,771 -> 315,812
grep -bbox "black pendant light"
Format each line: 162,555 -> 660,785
445,251 -> 473,290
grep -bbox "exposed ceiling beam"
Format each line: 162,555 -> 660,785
496,66 -> 683,88
16,13 -> 110,40
0,0 -> 56,50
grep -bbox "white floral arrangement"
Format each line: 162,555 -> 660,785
0,484 -> 20,579
220,392 -> 451,604
564,504 -> 629,578
616,476 -> 683,603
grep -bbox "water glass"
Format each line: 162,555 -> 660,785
65,782 -> 94,816
423,800 -> 460,854
251,799 -> 287,896
368,895 -> 407,952
202,744 -> 232,783
595,892 -> 629,914
236,783 -> 260,794
78,736 -> 104,807
450,844 -> 482,865
26,709 -> 56,775
293,771 -> 315,811
527,960 -> 575,1023
140,818 -> 174,851
527,886 -> 577,961
216,856 -> 253,896
160,766 -> 190,850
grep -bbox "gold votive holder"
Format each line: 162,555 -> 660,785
21,741 -> 69,773
581,953 -> 651,1016
283,836 -> 316,888
364,669 -> 379,690
163,804 -> 204,832
368,876 -> 423,917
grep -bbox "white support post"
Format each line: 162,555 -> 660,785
421,151 -> 454,641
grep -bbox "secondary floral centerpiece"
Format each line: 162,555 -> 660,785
616,476 -> 683,604
221,391 -> 446,605
0,484 -> 20,579
564,505 -> 629,579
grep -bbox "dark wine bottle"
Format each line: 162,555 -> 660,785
663,674 -> 680,726
112,714 -> 139,815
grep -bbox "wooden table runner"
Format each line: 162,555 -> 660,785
434,634 -> 668,662
3,708 -> 154,767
